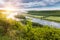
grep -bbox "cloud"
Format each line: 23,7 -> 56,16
0,0 -> 5,4
23,7 -> 60,11
20,0 -> 60,8
43,0 -> 60,3
21,1 -> 47,8
0,0 -> 60,10
0,0 -> 22,8
43,0 -> 60,5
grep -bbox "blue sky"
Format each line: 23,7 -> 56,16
0,0 -> 60,10
22,0 -> 60,9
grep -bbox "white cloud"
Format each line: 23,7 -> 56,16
43,0 -> 60,3
19,0 -> 60,8
0,0 -> 23,8
19,0 -> 60,7
20,7 -> 60,11
43,0 -> 60,5
0,0 -> 5,4
0,0 -> 60,10
18,1 -> 47,7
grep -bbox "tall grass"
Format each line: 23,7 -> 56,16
0,13 -> 60,40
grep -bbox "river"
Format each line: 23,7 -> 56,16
26,16 -> 60,28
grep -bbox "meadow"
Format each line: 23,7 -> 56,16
27,10 -> 60,22
0,10 -> 60,40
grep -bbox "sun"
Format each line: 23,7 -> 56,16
0,0 -> 24,21
2,3 -> 18,19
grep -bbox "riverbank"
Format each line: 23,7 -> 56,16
0,12 -> 60,40
26,16 -> 60,28
27,11 -> 60,23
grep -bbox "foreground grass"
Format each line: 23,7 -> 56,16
0,17 -> 60,40
27,11 -> 60,22
0,11 -> 60,40
0,25 -> 60,40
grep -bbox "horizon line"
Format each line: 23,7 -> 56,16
0,8 -> 60,11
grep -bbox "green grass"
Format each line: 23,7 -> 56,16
27,11 -> 60,22
0,11 -> 60,40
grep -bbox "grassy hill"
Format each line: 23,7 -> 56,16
0,10 -> 60,40
27,10 -> 60,22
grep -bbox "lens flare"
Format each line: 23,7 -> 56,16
0,0 -> 24,20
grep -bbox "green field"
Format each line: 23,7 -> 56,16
27,10 -> 60,22
0,10 -> 60,40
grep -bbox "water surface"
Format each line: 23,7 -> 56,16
26,16 -> 60,28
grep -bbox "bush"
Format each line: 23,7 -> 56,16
0,12 -> 60,40
15,15 -> 26,19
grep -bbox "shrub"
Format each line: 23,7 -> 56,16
0,12 -> 60,40
15,15 -> 26,19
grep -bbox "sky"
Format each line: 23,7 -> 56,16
22,0 -> 60,8
0,0 -> 60,10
